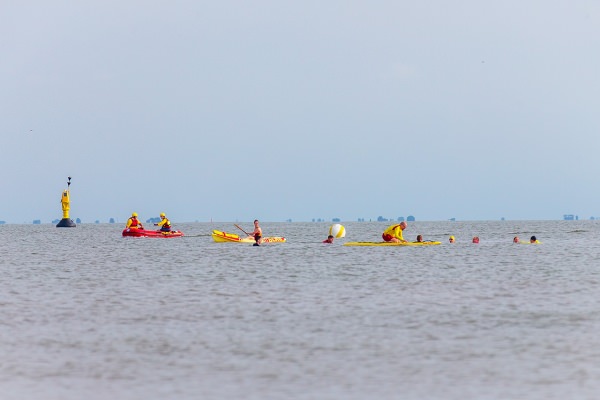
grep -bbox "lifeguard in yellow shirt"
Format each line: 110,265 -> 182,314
382,221 -> 407,243
530,235 -> 540,244
126,212 -> 144,229
154,212 -> 171,232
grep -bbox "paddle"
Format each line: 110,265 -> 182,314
234,224 -> 250,236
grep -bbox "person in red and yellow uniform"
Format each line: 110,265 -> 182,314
154,212 -> 171,232
382,221 -> 407,243
126,212 -> 144,229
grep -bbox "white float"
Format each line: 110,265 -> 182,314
329,223 -> 346,238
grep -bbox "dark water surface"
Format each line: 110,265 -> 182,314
1,221 -> 599,399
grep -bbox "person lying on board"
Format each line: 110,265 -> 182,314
382,222 -> 407,243
154,213 -> 171,232
126,212 -> 144,229
415,235 -> 439,244
513,236 -> 520,243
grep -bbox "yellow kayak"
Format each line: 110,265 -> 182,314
212,230 -> 286,244
344,241 -> 441,247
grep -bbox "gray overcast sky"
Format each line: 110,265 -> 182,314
2,1 -> 599,223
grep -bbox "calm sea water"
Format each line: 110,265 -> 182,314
1,220 -> 600,400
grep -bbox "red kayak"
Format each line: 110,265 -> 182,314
122,228 -> 184,238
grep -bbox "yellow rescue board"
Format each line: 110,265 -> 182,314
344,241 -> 441,247
212,230 -> 286,243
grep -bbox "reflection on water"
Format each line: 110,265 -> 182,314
1,221 -> 600,400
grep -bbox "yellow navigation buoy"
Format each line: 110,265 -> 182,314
61,189 -> 70,218
329,223 -> 346,238
56,176 -> 76,227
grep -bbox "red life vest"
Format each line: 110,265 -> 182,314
129,217 -> 141,228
